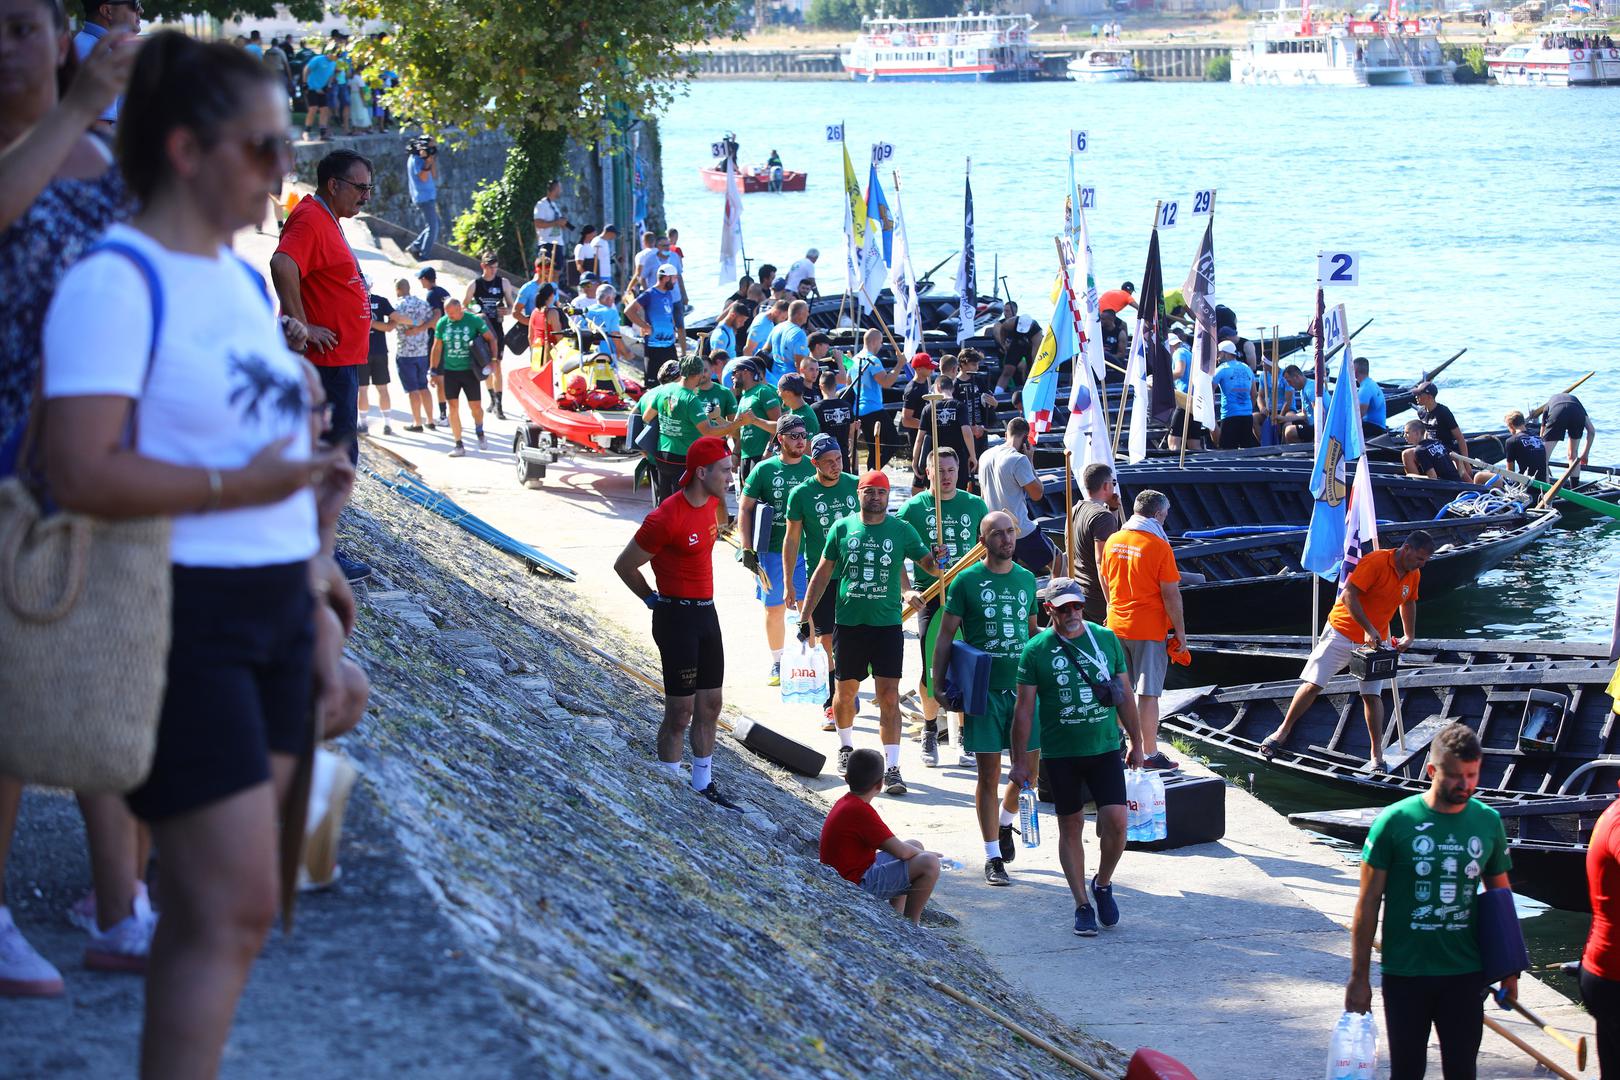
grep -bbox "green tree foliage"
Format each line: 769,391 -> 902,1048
1204,53 -> 1231,81
451,127 -> 566,274
136,0 -> 321,20
807,0 -> 861,30
338,0 -> 742,137
808,0 -> 961,27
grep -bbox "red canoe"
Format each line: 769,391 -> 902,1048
699,165 -> 807,193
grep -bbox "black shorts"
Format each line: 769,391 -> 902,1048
359,351 -> 391,386
810,576 -> 837,634
1169,407 -> 1207,440
651,599 -> 723,695
645,343 -> 677,368
1012,529 -> 1055,575
835,622 -> 904,682
441,367 -> 482,401
487,317 -> 506,359
1543,399 -> 1589,444
1218,415 -> 1257,449
916,599 -> 941,666
127,562 -> 314,822
1045,749 -> 1127,817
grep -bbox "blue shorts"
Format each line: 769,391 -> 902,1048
397,355 -> 430,393
756,550 -> 807,608
859,852 -> 912,901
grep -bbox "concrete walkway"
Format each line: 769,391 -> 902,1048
237,221 -> 1599,1078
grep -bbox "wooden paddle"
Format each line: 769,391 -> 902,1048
1419,347 -> 1467,384
1536,457 -> 1583,511
901,540 -> 985,621
927,980 -> 1110,1080
1495,989 -> 1588,1072
1482,1014 -> 1580,1080
1531,372 -> 1594,421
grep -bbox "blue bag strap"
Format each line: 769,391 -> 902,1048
231,253 -> 273,310
85,239 -> 164,446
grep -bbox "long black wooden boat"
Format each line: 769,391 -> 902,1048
1043,511 -> 1556,633
1158,655 -> 1619,803
1032,464 -> 1500,535
1289,796 -> 1615,913
1173,634 -> 1613,690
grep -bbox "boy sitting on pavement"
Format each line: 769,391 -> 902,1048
818,749 -> 942,926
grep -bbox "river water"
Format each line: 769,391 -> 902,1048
660,77 -> 1620,987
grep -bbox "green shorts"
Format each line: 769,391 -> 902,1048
961,688 -> 1039,755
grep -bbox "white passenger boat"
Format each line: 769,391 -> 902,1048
842,13 -> 1044,82
1067,48 -> 1140,82
1236,4 -> 1455,86
1487,27 -> 1620,86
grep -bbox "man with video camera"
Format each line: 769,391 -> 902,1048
406,135 -> 439,259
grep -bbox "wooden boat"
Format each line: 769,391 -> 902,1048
1174,634 -> 1613,689
1289,796 -> 1614,912
1041,511 -> 1557,633
1157,655 -> 1619,803
1031,464 -> 1500,534
699,165 -> 806,193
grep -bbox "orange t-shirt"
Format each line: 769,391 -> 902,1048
1102,528 -> 1178,641
1098,289 -> 1136,316
1327,548 -> 1420,644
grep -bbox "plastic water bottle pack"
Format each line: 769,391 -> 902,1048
1018,784 -> 1041,848
779,619 -> 829,704
1325,1011 -> 1379,1080
1125,768 -> 1149,842
1147,768 -> 1168,842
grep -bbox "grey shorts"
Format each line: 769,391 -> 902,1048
1300,627 -> 1391,695
859,852 -> 912,901
1121,637 -> 1168,697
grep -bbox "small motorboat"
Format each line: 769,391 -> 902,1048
699,164 -> 806,193
507,318 -> 646,485
1067,48 -> 1140,81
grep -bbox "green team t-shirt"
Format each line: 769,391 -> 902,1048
786,473 -> 860,569
1016,624 -> 1128,758
1362,795 -> 1511,977
434,313 -> 488,372
695,383 -> 738,427
737,384 -> 782,459
897,489 -> 988,590
655,385 -> 710,456
944,561 -> 1039,691
788,402 -> 820,437
742,455 -> 815,554
824,514 -> 930,627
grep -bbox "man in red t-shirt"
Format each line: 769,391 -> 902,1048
614,436 -> 737,809
270,148 -> 372,466
1584,796 -> 1620,1075
818,749 -> 941,925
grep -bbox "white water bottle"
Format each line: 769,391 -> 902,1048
1018,784 -> 1041,848
1325,1012 -> 1356,1080
1125,769 -> 1147,842
1149,769 -> 1168,842
1352,1012 -> 1378,1080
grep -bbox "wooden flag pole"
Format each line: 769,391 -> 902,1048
1064,450 -> 1075,577
924,391 -> 947,554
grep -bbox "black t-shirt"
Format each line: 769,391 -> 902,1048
1505,431 -> 1549,482
1413,438 -> 1460,482
1101,320 -> 1126,357
1419,402 -> 1461,451
917,399 -> 970,473
472,276 -> 505,326
425,285 -> 451,320
1072,501 -> 1119,622
902,378 -> 930,426
814,387 -> 856,450
368,293 -> 393,359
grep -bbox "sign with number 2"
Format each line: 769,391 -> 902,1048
1318,251 -> 1360,286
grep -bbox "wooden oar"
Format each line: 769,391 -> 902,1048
1495,989 -> 1588,1072
927,980 -> 1110,1080
1531,372 -> 1595,421
1482,1013 -> 1580,1080
1420,347 -> 1467,384
1455,452 -> 1620,521
1537,457 -> 1583,511
901,541 -> 986,621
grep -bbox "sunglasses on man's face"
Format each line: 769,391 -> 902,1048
333,176 -> 373,196
104,0 -> 143,13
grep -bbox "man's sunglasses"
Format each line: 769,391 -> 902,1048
104,0 -> 143,12
333,176 -> 373,195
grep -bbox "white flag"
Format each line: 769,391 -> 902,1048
1124,326 -> 1150,463
1058,238 -> 1110,469
1072,199 -> 1106,384
718,159 -> 744,285
888,181 -> 922,359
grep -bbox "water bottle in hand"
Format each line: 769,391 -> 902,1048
1018,784 -> 1040,848
1352,1012 -> 1378,1080
1325,1012 -> 1356,1080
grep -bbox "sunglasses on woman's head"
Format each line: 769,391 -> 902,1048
239,133 -> 292,172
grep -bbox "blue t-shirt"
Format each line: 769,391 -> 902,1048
406,154 -> 436,203
514,280 -> 541,320
711,323 -> 737,359
585,303 -> 621,356
73,24 -> 119,123
853,350 -> 904,417
1211,359 -> 1255,421
1358,377 -> 1387,427
745,312 -> 775,354
765,321 -> 808,384
303,53 -> 335,90
1172,344 -> 1192,393
636,288 -> 682,349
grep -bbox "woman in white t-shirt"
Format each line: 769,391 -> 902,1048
41,33 -> 339,1077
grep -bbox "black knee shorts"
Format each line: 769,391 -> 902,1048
1045,750 -> 1126,817
651,599 -> 723,695
1169,407 -> 1207,441
441,367 -> 482,401
1218,415 -> 1258,449
1543,399 -> 1588,444
358,351 -> 391,386
916,599 -> 940,666
1581,965 -> 1620,1080
1012,529 -> 1054,575
810,575 -> 837,634
127,562 -> 315,822
1381,972 -> 1484,1080
835,623 -> 903,682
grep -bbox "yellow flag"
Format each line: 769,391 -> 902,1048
842,142 -> 864,248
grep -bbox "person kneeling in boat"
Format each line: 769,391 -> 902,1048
1400,419 -> 1463,482
1258,531 -> 1434,772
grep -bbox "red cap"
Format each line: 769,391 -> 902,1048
679,436 -> 731,488
858,470 -> 889,490
910,351 -> 937,371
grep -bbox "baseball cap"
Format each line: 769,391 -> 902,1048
778,373 -> 807,396
1218,341 -> 1238,356
416,267 -> 435,280
578,271 -> 600,285
911,351 -> 937,371
601,224 -> 617,235
776,413 -> 808,436
658,263 -> 677,278
1043,577 -> 1085,608
809,433 -> 842,460
656,359 -> 681,384
1415,380 -> 1438,397
678,436 -> 731,487
858,470 -> 889,490
679,355 -> 704,378
770,279 -> 791,293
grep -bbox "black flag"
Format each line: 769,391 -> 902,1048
1137,230 -> 1175,424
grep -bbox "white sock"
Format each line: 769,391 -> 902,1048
884,744 -> 900,769
656,758 -> 682,778
838,727 -> 854,748
690,755 -> 713,792
1000,808 -> 1016,827
948,713 -> 963,747
771,649 -> 782,663
985,841 -> 1001,860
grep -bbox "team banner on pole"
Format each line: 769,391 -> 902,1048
1182,216 -> 1219,429
718,159 -> 744,285
955,161 -> 975,346
888,178 -> 922,359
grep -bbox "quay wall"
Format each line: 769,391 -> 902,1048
688,42 -> 1239,81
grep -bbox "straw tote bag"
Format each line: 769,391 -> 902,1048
0,240 -> 173,792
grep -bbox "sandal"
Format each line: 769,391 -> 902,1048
1258,737 -> 1282,761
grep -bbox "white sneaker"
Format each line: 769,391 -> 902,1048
66,880 -> 152,933
0,906 -> 64,997
84,904 -> 157,974
957,749 -> 975,769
